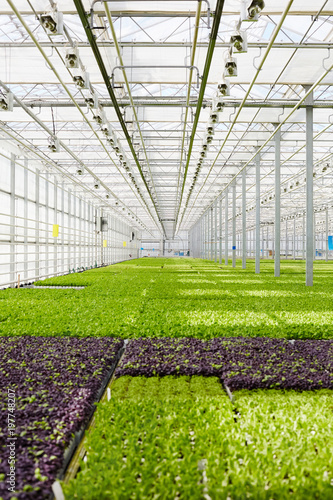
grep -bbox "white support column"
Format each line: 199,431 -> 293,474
73,191 -> 77,270
214,200 -> 217,263
225,189 -> 228,266
204,213 -> 208,260
219,197 -> 222,264
261,226 -> 264,261
326,208 -> 329,262
45,175 -> 49,278
24,159 -> 28,280
313,212 -> 316,261
35,169 -> 40,280
232,181 -> 236,268
61,183 -> 65,274
95,208 -> 98,266
203,213 -> 207,260
255,152 -> 260,274
302,213 -> 305,260
201,217 -> 204,258
54,179 -> 58,276
109,213 -> 112,264
10,154 -> 15,286
203,214 -> 205,259
306,99 -> 314,286
78,197 -> 82,268
207,211 -> 209,260
274,126 -> 281,276
101,210 -> 104,265
83,200 -> 87,268
68,189 -> 72,272
293,217 -> 296,260
201,215 -> 204,259
242,169 -> 246,269
210,206 -> 214,261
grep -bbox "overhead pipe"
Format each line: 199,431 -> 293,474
174,0 -> 226,232
2,41 -> 333,49
103,4 -> 161,210
91,3 -> 164,236
182,0 -> 294,229
12,99 -> 333,109
74,0 -> 166,237
174,0 -> 202,237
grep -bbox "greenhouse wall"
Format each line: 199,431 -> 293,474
0,147 -> 139,288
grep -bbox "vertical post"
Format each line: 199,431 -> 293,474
79,197 -> 82,267
255,152 -> 260,274
45,174 -> 49,278
68,189 -> 72,271
206,211 -> 209,259
285,219 -> 288,259
202,215 -> 205,259
274,126 -> 281,276
261,226 -> 264,261
205,211 -> 208,259
293,217 -> 296,260
313,212 -> 316,260
61,183 -> 65,274
232,181 -> 236,268
35,169 -> 40,280
225,189 -> 228,265
302,213 -> 305,260
24,159 -> 28,280
202,216 -> 204,259
219,197 -> 222,264
101,210 -> 104,265
242,169 -> 246,269
204,212 -> 207,259
73,191 -> 77,269
214,200 -> 217,263
54,179 -> 58,276
210,206 -> 214,261
83,200 -> 87,268
306,99 -> 313,286
326,208 -> 329,262
111,214 -> 113,262
10,154 -> 15,286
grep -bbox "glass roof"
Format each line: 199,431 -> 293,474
1,0 -> 333,238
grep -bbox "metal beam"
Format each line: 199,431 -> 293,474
73,0 -> 165,237
242,169 -> 246,269
225,188 -> 228,266
255,152 -> 260,274
175,0 -> 225,231
12,99 -> 333,109
232,180 -> 236,268
274,126 -> 281,277
2,42 -> 333,49
306,100 -> 314,286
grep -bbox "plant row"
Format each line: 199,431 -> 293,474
115,337 -> 333,390
2,258 -> 333,339
63,376 -> 333,500
0,336 -> 123,500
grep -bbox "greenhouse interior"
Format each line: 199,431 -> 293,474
1,0 -> 333,499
